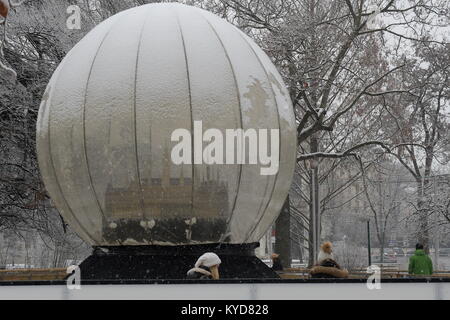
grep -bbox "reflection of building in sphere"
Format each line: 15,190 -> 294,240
103,159 -> 229,244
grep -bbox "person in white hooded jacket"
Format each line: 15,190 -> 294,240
187,252 -> 221,280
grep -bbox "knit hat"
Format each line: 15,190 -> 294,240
194,252 -> 221,268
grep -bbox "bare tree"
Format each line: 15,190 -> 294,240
379,41 -> 450,250
0,0 -> 449,268
361,161 -> 406,261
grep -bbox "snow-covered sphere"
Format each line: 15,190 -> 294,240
36,3 -> 296,246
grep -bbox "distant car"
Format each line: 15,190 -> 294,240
393,248 -> 405,257
439,248 -> 450,257
371,254 -> 397,264
5,264 -> 34,269
385,252 -> 398,261
291,259 -> 307,268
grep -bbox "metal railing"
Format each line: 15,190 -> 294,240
1,266 -> 450,281
278,267 -> 450,279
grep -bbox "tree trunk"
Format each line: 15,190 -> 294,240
275,195 -> 291,269
308,135 -> 320,267
417,181 -> 429,253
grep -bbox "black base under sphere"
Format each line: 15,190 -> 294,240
77,243 -> 279,280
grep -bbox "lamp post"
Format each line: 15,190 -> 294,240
367,220 -> 372,266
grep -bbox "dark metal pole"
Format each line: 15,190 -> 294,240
275,196 -> 291,269
367,220 -> 372,266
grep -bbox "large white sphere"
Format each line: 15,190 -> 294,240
36,3 -> 296,246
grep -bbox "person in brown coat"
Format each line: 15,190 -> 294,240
0,0 -> 9,20
271,253 -> 283,271
310,258 -> 349,278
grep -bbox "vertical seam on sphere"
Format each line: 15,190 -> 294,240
198,10 -> 244,244
235,30 -> 282,244
133,6 -> 153,221
174,8 -> 195,233
47,65 -> 97,244
81,14 -> 128,242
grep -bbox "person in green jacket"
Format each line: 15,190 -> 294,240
408,243 -> 433,276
